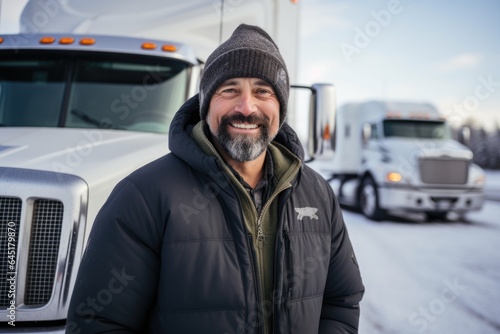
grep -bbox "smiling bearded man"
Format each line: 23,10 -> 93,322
67,24 -> 364,334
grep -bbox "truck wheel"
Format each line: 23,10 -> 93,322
425,212 -> 448,221
359,177 -> 386,221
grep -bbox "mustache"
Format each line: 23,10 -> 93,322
221,113 -> 268,126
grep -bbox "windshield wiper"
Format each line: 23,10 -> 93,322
71,109 -> 125,130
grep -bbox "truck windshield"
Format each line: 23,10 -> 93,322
383,119 -> 451,139
0,53 -> 189,134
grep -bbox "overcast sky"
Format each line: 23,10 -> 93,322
1,0 -> 499,129
298,0 -> 500,130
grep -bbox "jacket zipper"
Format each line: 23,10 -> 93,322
253,183 -> 292,334
256,183 -> 292,247
217,162 -> 264,334
217,159 -> 298,333
283,223 -> 293,334
273,187 -> 294,334
247,234 -> 263,334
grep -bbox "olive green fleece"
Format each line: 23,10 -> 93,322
190,121 -> 301,333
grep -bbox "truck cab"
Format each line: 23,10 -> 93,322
0,33 -> 201,332
331,101 -> 485,221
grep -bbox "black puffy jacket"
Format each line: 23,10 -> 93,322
67,95 -> 364,333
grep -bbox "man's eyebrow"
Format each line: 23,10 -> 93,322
219,79 -> 240,87
254,79 -> 272,87
217,78 -> 273,90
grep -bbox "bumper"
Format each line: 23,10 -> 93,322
378,184 -> 485,213
0,326 -> 65,333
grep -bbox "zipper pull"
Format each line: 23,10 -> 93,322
257,218 -> 265,248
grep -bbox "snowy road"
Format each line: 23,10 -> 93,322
343,199 -> 500,334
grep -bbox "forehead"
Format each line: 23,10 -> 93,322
218,77 -> 272,87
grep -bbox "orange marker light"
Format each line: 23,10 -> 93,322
0,37 -> 4,44
162,44 -> 177,52
141,42 -> 157,50
322,123 -> 331,140
59,37 -> 75,45
79,38 -> 96,45
386,111 -> 402,118
40,36 -> 56,44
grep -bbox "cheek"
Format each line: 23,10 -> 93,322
206,98 -> 233,133
205,112 -> 218,135
267,107 -> 280,134
206,100 -> 218,130
270,120 -> 280,136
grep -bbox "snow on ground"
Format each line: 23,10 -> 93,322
344,203 -> 500,334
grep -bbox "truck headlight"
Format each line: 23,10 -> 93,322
474,174 -> 486,185
386,172 -> 403,182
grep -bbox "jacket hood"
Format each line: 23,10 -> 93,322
168,94 -> 305,171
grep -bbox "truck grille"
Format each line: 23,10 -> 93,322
419,157 -> 469,184
0,197 -> 63,307
0,167 -> 88,321
25,199 -> 64,306
0,197 -> 22,307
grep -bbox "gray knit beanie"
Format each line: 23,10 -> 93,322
199,24 -> 289,125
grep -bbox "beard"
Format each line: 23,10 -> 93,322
211,113 -> 276,162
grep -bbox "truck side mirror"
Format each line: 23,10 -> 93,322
291,83 -> 336,159
362,123 -> 371,145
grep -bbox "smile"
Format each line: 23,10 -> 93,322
230,122 -> 259,130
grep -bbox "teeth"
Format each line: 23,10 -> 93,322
231,123 -> 258,129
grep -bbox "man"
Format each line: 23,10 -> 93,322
67,24 -> 364,333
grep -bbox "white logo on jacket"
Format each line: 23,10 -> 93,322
295,207 -> 319,221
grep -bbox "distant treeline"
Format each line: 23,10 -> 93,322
453,123 -> 500,170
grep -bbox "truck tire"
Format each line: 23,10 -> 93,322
425,211 -> 448,221
359,177 -> 386,221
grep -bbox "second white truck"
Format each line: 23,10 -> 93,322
328,100 -> 485,221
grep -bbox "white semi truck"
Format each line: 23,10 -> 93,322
0,0 -> 335,332
328,100 -> 485,221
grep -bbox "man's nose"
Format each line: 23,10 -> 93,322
234,90 -> 257,116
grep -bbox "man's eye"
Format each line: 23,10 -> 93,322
256,88 -> 272,95
220,88 -> 237,94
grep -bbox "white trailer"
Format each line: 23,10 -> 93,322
0,0 -> 335,332
329,100 -> 485,221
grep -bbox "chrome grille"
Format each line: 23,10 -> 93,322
0,197 -> 22,307
0,167 -> 87,321
420,158 -> 469,184
25,199 -> 64,306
